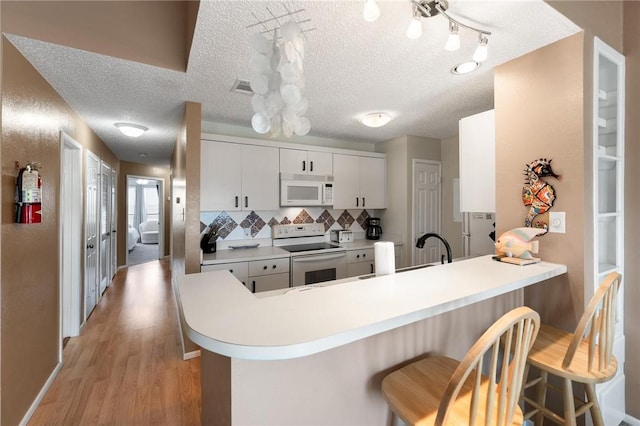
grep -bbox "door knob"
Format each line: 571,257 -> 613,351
87,244 -> 94,249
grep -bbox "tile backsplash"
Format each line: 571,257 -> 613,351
201,208 -> 374,241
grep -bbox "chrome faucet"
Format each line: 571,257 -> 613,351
415,233 -> 452,264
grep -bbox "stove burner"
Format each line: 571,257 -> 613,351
279,243 -> 341,253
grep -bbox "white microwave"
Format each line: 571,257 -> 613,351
280,174 -> 334,206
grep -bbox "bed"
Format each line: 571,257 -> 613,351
128,226 -> 140,251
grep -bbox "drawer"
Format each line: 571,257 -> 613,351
201,261 -> 249,280
249,257 -> 290,276
347,248 -> 374,264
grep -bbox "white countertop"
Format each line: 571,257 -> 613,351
201,236 -> 402,265
178,255 -> 566,360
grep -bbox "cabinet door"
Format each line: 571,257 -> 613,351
280,148 -> 307,174
242,145 -> 279,211
347,261 -> 375,278
459,110 -> 495,213
359,157 -> 386,209
251,273 -> 290,293
333,154 -> 360,209
201,141 -> 242,211
307,151 -> 332,176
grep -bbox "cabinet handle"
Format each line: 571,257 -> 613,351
362,197 -> 366,207
272,264 -> 276,269
245,196 -> 248,208
310,161 -> 313,172
302,160 -> 306,171
263,265 -> 268,270
362,253 -> 366,258
370,263 -> 374,274
356,197 -> 359,207
235,196 -> 239,208
252,280 -> 256,293
356,254 -> 360,259
229,269 -> 234,273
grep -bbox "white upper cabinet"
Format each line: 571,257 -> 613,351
201,141 -> 279,211
280,149 -> 332,176
333,154 -> 386,209
459,109 -> 495,213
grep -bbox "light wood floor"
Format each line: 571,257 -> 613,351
28,259 -> 201,425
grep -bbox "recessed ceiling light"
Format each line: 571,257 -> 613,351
360,112 -> 393,128
138,152 -> 148,157
452,61 -> 480,75
115,122 -> 148,138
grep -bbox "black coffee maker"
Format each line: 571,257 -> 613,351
366,217 -> 382,240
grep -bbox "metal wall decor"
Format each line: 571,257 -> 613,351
522,158 -> 560,228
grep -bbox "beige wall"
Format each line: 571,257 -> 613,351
495,33 -> 584,331
441,136 -> 463,259
623,1 -> 640,418
117,161 -> 171,265
1,38 -> 118,425
2,1 -> 196,72
171,101 -> 201,355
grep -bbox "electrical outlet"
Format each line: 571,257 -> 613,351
244,227 -> 251,238
549,212 -> 566,233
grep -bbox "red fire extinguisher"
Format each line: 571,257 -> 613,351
15,164 -> 42,224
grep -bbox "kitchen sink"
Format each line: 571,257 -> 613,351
357,263 -> 435,280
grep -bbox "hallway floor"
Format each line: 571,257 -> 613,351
28,259 -> 201,425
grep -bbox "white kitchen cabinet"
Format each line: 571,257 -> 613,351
201,141 -> 279,211
333,154 -> 386,209
346,248 -> 375,277
592,37 -> 625,426
280,149 -> 332,176
248,257 -> 290,293
459,109 -> 495,213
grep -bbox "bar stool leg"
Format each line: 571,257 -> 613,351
563,378 -> 577,426
534,370 -> 548,425
585,384 -> 604,426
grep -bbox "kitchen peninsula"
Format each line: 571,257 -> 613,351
177,255 -> 566,425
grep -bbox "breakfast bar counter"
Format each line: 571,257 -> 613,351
176,255 -> 567,425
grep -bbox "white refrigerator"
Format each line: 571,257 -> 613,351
462,212 -> 496,257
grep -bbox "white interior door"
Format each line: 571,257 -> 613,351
412,160 -> 441,266
60,132 -> 82,339
99,162 -> 111,296
85,151 -> 100,320
110,169 -> 117,279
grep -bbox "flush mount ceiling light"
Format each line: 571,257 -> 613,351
364,0 -> 491,65
115,122 -> 148,138
452,60 -> 479,75
361,112 -> 393,128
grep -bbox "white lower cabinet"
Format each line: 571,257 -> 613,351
201,257 -> 290,293
248,258 -> 290,293
346,248 -> 375,278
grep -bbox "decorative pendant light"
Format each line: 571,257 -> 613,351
248,22 -> 310,138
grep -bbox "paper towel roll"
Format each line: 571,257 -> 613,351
374,241 -> 395,276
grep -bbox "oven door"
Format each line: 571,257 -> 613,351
291,252 -> 347,287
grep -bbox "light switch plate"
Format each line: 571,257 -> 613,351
549,212 -> 566,233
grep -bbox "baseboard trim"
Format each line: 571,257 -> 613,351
19,361 -> 63,426
625,415 -> 640,425
184,349 -> 202,360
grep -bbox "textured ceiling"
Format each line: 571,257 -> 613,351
6,1 -> 580,166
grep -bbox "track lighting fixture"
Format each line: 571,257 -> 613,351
366,0 -> 492,68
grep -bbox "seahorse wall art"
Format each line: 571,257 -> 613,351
522,158 -> 561,228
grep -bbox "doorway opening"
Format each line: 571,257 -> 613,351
126,176 -> 163,266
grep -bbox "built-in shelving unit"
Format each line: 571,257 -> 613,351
592,36 -> 625,425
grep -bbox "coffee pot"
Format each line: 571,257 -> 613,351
366,217 -> 382,240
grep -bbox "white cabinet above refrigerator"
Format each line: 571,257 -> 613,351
459,109 -> 495,213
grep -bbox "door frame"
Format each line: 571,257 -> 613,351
126,174 -> 164,265
59,132 -> 83,351
411,159 -> 442,266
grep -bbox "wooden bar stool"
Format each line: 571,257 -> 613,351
522,272 -> 622,426
381,306 -> 540,426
